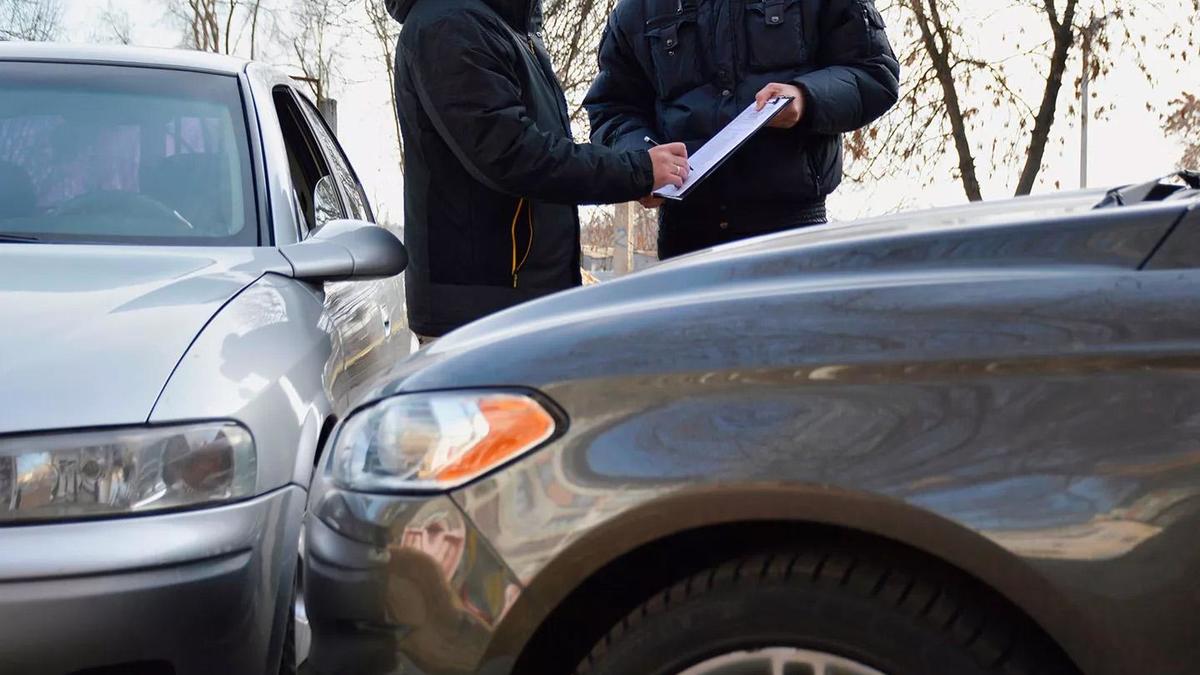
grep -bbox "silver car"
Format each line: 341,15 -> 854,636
0,44 -> 410,675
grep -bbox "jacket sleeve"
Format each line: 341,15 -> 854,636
584,15 -> 660,153
405,13 -> 654,205
792,0 -> 900,135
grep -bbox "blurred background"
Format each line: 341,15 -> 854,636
3,0 -> 1196,275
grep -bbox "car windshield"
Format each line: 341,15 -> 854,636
0,61 -> 257,246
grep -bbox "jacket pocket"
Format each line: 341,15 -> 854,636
645,9 -> 704,99
744,0 -> 806,72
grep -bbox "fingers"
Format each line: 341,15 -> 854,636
662,142 -> 688,160
668,166 -> 684,188
649,143 -> 690,189
755,83 -> 783,110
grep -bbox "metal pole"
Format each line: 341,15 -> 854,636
1080,13 -> 1109,189
1080,19 -> 1092,189
317,98 -> 339,136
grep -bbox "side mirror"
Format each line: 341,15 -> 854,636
280,219 -> 408,283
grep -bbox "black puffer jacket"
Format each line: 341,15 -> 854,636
388,0 -> 655,337
585,0 -> 900,254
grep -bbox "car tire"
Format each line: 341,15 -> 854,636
574,547 -> 1076,675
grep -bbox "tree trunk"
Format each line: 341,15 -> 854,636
1015,0 -> 1078,196
909,0 -> 984,201
249,1 -> 260,59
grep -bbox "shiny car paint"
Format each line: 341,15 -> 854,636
306,189 -> 1200,675
0,245 -> 289,435
0,45 -> 408,675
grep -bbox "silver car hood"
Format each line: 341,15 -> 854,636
0,245 -> 290,434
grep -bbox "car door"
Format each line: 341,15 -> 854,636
270,86 -> 409,408
292,91 -> 413,395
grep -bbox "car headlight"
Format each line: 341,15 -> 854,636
0,422 -> 256,523
332,390 -> 558,491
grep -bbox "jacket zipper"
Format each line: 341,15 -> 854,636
807,150 -> 822,195
511,198 -> 533,288
512,25 -> 572,132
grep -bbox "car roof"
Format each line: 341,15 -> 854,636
0,42 -> 251,75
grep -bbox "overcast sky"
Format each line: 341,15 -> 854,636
57,0 -> 1194,224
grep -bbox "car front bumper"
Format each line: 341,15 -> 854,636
0,485 -> 306,675
302,485 -> 525,675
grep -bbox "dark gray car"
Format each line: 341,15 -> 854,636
303,174 -> 1200,675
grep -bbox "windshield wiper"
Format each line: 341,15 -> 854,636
0,233 -> 41,243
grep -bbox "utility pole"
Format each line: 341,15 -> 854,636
290,75 -> 338,135
317,99 -> 338,135
1080,12 -> 1109,189
612,202 -> 633,275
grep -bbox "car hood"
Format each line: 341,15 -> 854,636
0,245 -> 290,434
363,188 -> 1188,396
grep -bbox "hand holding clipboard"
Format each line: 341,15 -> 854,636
652,96 -> 794,201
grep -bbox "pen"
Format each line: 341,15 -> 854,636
644,136 -> 694,172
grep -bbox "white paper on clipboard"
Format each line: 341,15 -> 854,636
653,96 -> 792,201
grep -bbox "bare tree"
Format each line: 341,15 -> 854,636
364,0 -> 404,169
168,0 -> 269,56
95,1 -> 134,44
174,0 -> 221,51
288,0 -> 354,104
853,0 -> 1198,201
542,0 -> 618,131
0,0 -> 62,41
1165,93 -> 1200,170
247,0 -> 263,58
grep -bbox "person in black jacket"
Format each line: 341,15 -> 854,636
387,0 -> 690,340
585,0 -> 901,259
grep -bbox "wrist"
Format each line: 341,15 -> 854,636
632,149 -> 655,194
790,80 -> 815,128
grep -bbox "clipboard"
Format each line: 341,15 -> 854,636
653,96 -> 793,201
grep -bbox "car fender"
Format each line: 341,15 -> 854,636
488,483 -> 1099,673
150,273 -> 342,493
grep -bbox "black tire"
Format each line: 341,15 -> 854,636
574,547 -> 1075,675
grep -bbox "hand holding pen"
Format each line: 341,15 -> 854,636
645,137 -> 690,191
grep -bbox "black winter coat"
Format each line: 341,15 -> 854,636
584,0 -> 900,256
388,0 -> 655,337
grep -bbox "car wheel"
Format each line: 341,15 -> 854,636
574,548 -> 1075,675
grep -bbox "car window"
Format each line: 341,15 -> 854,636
272,87 -> 344,236
0,62 -> 257,245
296,95 -> 373,223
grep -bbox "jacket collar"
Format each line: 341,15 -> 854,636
486,0 -> 540,33
390,0 -> 540,32
388,0 -> 544,33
